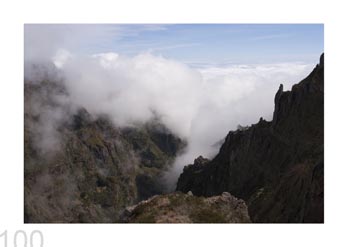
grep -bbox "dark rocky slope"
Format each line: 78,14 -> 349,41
24,68 -> 185,223
177,54 -> 324,223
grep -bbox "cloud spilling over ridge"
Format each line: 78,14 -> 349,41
49,51 -> 312,187
56,51 -> 313,137
24,25 -> 314,188
60,52 -> 202,138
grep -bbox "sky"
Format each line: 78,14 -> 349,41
25,24 -> 324,65
107,24 -> 324,64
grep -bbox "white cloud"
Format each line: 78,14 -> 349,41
60,52 -> 203,138
47,51 -> 313,187
52,49 -> 72,68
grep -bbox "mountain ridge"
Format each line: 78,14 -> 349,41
176,53 -> 324,223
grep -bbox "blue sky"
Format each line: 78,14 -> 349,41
76,24 -> 324,65
25,24 -> 324,65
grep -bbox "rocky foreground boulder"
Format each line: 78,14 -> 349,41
120,192 -> 251,223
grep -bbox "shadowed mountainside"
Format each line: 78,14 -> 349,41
176,54 -> 324,223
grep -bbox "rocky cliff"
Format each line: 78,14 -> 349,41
176,54 -> 324,223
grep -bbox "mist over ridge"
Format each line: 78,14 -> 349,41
25,52 -> 314,186
24,25 -> 316,187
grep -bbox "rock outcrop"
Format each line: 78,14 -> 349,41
176,54 -> 324,223
120,192 -> 251,223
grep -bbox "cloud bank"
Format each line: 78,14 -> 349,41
24,25 -> 314,188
